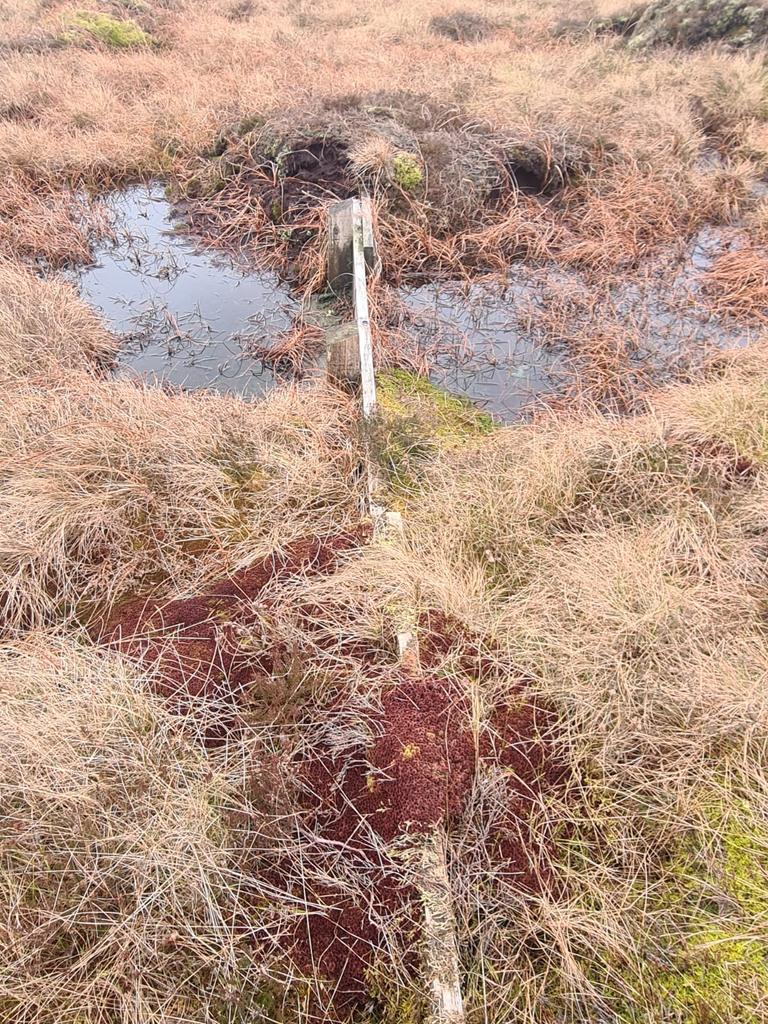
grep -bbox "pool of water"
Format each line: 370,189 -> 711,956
69,185 -> 301,396
403,279 -> 566,419
64,187 -> 755,419
402,224 -> 754,419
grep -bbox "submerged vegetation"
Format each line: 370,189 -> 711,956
1,1 -> 768,1022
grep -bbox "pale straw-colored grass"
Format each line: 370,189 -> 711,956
0,633 -> 294,1024
0,372 -> 361,633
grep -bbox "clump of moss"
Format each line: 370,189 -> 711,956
555,792 -> 768,1023
392,152 -> 423,192
641,801 -> 768,1022
67,11 -> 154,48
370,370 -> 494,496
377,370 -> 494,435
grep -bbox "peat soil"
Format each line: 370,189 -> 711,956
99,536 -> 568,1017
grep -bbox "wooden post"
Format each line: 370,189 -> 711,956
327,198 -> 355,297
327,197 -> 376,298
351,200 -> 376,420
326,197 -> 377,416
326,322 -> 361,390
324,201 -> 465,1023
421,830 -> 466,1024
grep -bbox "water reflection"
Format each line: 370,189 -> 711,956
70,185 -> 300,395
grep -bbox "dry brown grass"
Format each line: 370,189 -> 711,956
0,2 -> 767,281
247,318 -> 326,372
0,260 -> 117,378
702,245 -> 768,323
2,3 -> 768,1021
3,337 -> 768,1021
0,171 -> 109,267
0,633 -> 290,1024
0,373 -> 361,633
309,342 -> 768,1021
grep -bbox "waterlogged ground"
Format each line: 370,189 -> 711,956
70,185 -> 300,395
403,225 -> 754,417
402,281 -> 566,419
66,185 -> 754,419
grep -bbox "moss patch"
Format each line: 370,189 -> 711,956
67,11 -> 154,48
392,152 -> 423,192
370,370 -> 494,496
639,802 -> 767,1021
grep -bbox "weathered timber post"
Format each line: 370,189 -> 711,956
421,830 -> 466,1024
326,322 -> 361,391
326,198 -> 377,406
327,196 -> 376,298
325,196 -> 466,1024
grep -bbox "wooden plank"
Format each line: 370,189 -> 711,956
351,199 -> 377,420
325,195 -> 465,1024
326,322 -> 361,390
421,829 -> 466,1024
327,198 -> 355,296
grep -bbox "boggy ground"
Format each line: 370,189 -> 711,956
98,530 -> 567,1018
4,0 -> 768,407
2,3 -> 768,1024
3,333 -> 768,1023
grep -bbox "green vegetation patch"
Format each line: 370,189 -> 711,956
67,11 -> 154,48
371,369 -> 494,496
392,152 -> 423,192
651,803 -> 768,1022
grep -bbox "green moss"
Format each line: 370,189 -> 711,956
716,803 -> 768,918
392,152 -> 423,192
658,929 -> 768,1023
377,369 -> 494,437
555,786 -> 768,1024
68,11 -> 154,48
370,370 -> 494,496
645,802 -> 768,1022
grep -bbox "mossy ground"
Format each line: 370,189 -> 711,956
370,370 -> 494,497
66,11 -> 154,48
561,791 -> 768,1023
392,152 -> 423,192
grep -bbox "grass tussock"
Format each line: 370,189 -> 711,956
702,244 -> 768,323
0,375 -> 360,633
0,1 -> 768,284
0,172 -> 109,267
2,335 -> 768,1020
0,634 -> 283,1024
2,1 -> 768,1020
0,260 -> 118,378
